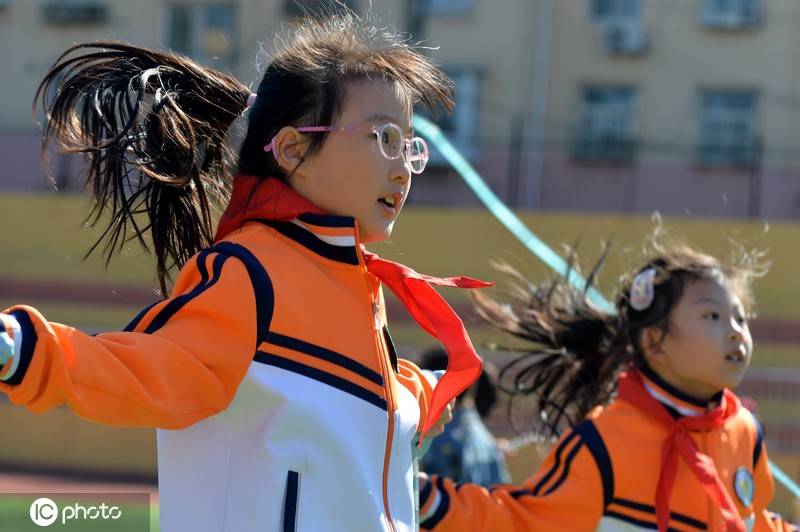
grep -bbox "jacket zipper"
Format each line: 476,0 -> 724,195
356,247 -> 398,532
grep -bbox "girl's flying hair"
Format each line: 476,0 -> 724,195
475,236 -> 766,438
35,10 -> 453,293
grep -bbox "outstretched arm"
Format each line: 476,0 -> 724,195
419,421 -> 606,531
0,246 -> 270,429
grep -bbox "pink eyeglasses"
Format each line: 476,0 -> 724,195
263,122 -> 430,174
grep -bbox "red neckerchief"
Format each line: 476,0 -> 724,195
215,175 -> 491,440
617,371 -> 745,532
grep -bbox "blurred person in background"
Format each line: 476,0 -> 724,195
419,347 -> 512,487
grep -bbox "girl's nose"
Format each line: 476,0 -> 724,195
728,320 -> 745,342
391,159 -> 411,185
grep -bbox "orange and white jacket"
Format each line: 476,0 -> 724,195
0,211 -> 441,532
420,367 -> 797,532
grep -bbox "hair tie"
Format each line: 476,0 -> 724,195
630,268 -> 656,311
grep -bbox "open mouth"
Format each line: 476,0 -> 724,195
725,348 -> 747,363
377,194 -> 400,215
377,196 -> 396,209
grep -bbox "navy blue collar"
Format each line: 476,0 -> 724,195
639,363 -> 724,410
258,213 -> 361,266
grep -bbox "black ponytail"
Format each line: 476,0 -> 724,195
35,42 -> 251,293
474,251 -> 627,438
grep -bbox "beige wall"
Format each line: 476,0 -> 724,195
421,0 -> 536,142
547,0 -> 800,158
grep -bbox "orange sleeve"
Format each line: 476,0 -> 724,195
0,243 -> 272,430
419,421 -> 606,531
752,432 -> 798,532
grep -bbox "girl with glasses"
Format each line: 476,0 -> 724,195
0,11 -> 491,532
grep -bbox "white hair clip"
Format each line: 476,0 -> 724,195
246,93 -> 257,109
629,268 -> 656,311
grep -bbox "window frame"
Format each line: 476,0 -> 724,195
571,84 -> 639,163
696,89 -> 760,168
164,3 -> 237,70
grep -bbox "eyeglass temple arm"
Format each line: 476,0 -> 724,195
263,126 -> 363,152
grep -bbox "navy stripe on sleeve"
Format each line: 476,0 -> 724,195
420,476 -> 450,530
267,333 -> 383,386
135,243 -> 275,357
576,420 -> 614,509
254,351 -> 387,411
531,429 -> 580,495
211,242 -> 274,347
543,438 -> 584,495
143,250 -> 223,334
123,299 -> 164,332
3,310 -> 37,386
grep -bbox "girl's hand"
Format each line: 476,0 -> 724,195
426,399 -> 455,438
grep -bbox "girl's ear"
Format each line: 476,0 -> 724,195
272,126 -> 309,174
640,326 -> 667,366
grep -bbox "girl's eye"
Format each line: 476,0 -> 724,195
705,312 -> 720,321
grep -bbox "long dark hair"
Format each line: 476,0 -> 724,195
475,238 -> 766,438
35,10 -> 453,293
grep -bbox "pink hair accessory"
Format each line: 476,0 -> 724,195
630,268 -> 656,311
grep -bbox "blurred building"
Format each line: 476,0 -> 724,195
1,0 -> 800,218
417,0 -> 800,219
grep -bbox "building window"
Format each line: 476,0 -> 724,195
590,0 -> 641,23
419,68 -> 479,165
166,4 -> 236,70
428,0 -> 473,17
700,0 -> 762,29
697,90 -> 759,167
571,86 -> 637,162
42,0 -> 109,25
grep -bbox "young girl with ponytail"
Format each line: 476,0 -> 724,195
0,12 -> 489,532
420,243 -> 796,531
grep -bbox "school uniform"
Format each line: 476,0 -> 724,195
0,175 -> 488,532
420,367 -> 796,532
